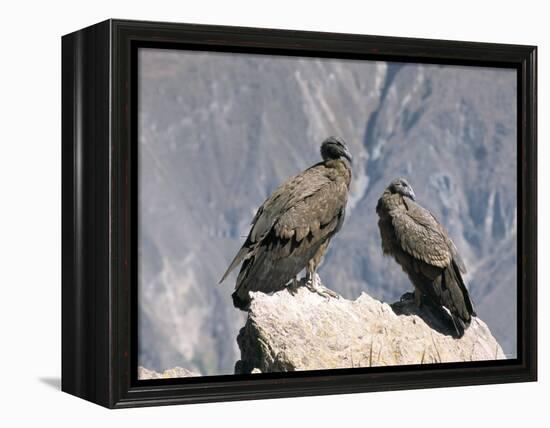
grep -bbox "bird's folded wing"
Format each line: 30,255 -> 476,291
449,240 -> 467,273
271,180 -> 347,258
249,165 -> 332,243
220,166 -> 335,282
391,202 -> 452,268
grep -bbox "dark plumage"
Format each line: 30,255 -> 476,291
220,136 -> 352,310
376,178 -> 476,337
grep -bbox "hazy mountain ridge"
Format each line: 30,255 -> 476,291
138,49 -> 517,375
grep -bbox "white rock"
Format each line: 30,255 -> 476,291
137,366 -> 200,379
235,284 -> 505,373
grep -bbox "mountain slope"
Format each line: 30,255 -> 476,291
137,49 -> 517,374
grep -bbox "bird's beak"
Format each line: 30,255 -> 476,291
406,188 -> 416,201
343,148 -> 353,164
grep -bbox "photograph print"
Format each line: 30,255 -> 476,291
137,47 -> 517,379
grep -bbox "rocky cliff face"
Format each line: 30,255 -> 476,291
235,285 -> 505,374
137,49 -> 517,376
138,366 -> 200,379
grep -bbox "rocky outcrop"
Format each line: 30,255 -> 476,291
138,366 -> 200,380
235,283 -> 505,374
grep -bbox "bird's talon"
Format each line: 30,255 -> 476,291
400,291 -> 416,302
287,277 -> 300,296
305,276 -> 339,300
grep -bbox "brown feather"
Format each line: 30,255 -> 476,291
376,184 -> 475,336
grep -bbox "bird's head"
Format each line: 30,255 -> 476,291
320,136 -> 352,164
387,177 -> 416,201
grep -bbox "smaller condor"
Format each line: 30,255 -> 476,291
376,178 -> 476,337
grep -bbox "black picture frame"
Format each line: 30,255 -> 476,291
61,19 -> 537,409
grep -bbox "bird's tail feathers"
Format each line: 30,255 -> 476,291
451,260 -> 476,317
441,262 -> 475,337
450,313 -> 469,338
219,246 -> 251,284
439,304 -> 468,338
231,290 -> 250,311
230,254 -> 258,310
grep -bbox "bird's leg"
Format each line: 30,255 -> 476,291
396,290 -> 423,312
305,265 -> 314,285
287,275 -> 300,296
305,264 -> 339,300
414,290 -> 423,308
